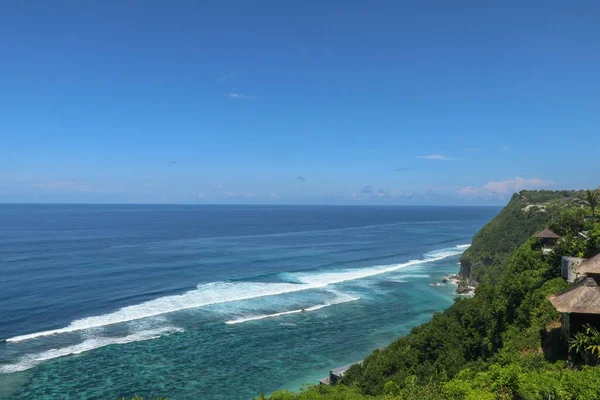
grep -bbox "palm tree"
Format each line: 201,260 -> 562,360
582,189 -> 600,220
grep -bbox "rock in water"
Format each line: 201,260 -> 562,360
456,280 -> 470,294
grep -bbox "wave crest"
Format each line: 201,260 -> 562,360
225,295 -> 360,325
6,244 -> 469,343
0,327 -> 183,374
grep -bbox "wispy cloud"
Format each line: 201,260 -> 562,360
33,181 -> 102,193
226,92 -> 254,100
359,185 -> 373,194
393,167 -> 416,172
351,185 -> 413,201
458,177 -> 552,197
217,72 -> 236,83
500,145 -> 512,150
270,192 -> 280,199
416,154 -> 454,160
295,176 -> 306,181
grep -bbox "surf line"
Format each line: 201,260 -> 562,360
6,244 -> 469,343
225,296 -> 361,325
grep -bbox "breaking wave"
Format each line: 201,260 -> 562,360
0,326 -> 183,374
225,295 -> 360,325
6,244 -> 469,343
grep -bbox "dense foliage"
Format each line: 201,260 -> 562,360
260,190 -> 600,400
459,190 -> 583,284
262,363 -> 600,400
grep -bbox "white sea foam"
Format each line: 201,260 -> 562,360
290,244 -> 468,286
6,244 -> 469,343
225,309 -> 304,324
225,295 -> 360,325
0,327 -> 183,374
394,274 -> 431,279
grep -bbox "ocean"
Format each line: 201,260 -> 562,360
0,204 -> 499,399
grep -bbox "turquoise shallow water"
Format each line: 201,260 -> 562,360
0,205 -> 498,399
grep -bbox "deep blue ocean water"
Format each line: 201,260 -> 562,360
0,205 -> 499,399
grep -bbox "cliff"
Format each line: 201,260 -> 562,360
458,189 -> 583,284
260,189 -> 599,400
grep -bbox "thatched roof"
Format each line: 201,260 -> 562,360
548,277 -> 600,314
577,254 -> 600,275
535,227 -> 560,239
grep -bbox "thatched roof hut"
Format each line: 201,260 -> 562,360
548,277 -> 600,314
577,254 -> 600,275
535,227 -> 561,239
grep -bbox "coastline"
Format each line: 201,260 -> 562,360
0,205 -> 496,399
445,274 -> 476,296
316,260 -> 474,386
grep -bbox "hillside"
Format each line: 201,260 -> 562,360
259,190 -> 600,400
459,190 -> 583,284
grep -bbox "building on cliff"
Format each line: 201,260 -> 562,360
575,254 -> 600,283
548,277 -> 600,339
534,227 -> 561,254
550,254 -> 600,339
318,361 -> 362,385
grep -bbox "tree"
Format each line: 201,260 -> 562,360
582,189 -> 600,220
569,323 -> 600,365
549,207 -> 587,236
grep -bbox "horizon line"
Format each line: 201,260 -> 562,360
0,202 -> 505,207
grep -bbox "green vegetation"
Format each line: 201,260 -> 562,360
259,190 -> 600,400
261,364 -> 600,400
583,189 -> 599,219
459,190 -> 583,284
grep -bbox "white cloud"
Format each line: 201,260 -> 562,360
457,186 -> 479,196
416,154 -> 454,160
226,92 -> 254,100
351,186 -> 414,201
458,177 -> 552,197
390,190 -> 413,198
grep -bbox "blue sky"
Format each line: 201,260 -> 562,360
1,1 -> 599,205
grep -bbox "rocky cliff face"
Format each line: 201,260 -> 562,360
458,260 -> 470,281
458,258 -> 492,285
458,259 -> 472,282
